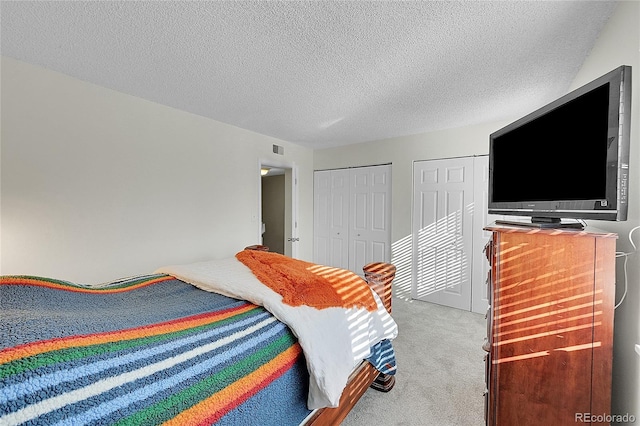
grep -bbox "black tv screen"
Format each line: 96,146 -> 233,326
488,65 -> 631,227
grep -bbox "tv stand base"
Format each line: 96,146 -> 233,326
495,219 -> 584,229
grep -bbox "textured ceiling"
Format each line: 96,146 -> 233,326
0,1 -> 617,149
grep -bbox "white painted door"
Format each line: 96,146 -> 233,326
286,166 -> 299,258
471,155 -> 500,314
313,165 -> 391,275
412,157 -> 474,311
349,165 -> 392,274
313,169 -> 350,270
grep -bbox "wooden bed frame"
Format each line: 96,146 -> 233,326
304,262 -> 396,425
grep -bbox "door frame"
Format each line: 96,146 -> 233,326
258,158 -> 299,258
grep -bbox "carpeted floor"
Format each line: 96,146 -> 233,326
342,297 -> 487,426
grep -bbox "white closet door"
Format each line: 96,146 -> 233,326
313,169 -> 349,270
471,155 -> 499,314
349,165 -> 392,274
313,165 -> 391,275
412,157 -> 474,311
313,171 -> 331,266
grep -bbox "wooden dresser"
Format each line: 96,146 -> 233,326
483,224 -> 617,426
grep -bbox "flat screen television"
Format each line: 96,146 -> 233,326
488,65 -> 632,228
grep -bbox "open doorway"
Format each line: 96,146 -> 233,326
258,160 -> 298,258
261,168 -> 285,254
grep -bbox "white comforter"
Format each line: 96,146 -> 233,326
156,257 -> 398,409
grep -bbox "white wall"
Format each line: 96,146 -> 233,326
0,57 -> 314,283
569,1 -> 640,419
315,1 -> 640,418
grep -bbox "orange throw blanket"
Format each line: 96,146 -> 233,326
236,250 -> 377,311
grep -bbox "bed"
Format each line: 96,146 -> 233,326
0,250 -> 397,425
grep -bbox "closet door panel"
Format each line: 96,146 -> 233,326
313,169 -> 349,270
314,165 -> 391,275
329,170 -> 350,270
349,165 -> 391,274
313,171 -> 331,266
413,157 -> 473,311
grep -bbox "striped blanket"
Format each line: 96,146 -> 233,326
0,275 -> 313,425
157,254 -> 398,409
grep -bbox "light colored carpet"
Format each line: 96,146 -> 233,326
342,297 -> 487,426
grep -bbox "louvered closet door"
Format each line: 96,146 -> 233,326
412,157 -> 474,311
